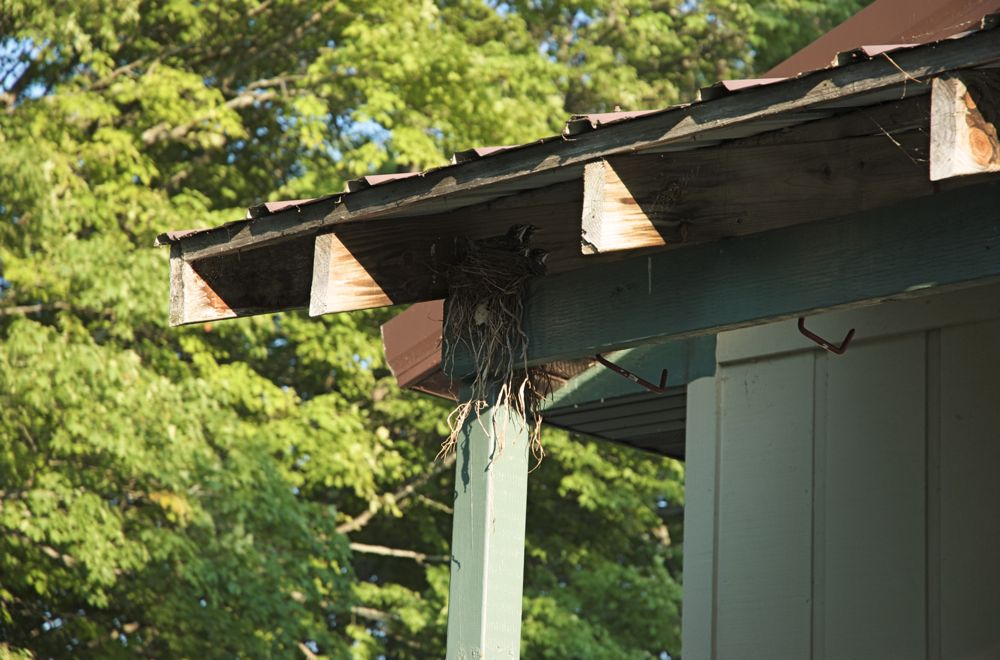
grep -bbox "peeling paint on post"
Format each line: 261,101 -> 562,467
446,387 -> 530,659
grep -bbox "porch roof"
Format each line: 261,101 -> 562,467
159,9 -> 1000,457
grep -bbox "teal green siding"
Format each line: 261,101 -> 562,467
683,284 -> 1000,659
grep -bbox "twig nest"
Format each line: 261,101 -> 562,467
440,225 -> 548,465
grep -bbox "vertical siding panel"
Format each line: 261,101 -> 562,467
811,352 -> 827,660
686,288 -> 1000,659
822,335 -> 927,659
926,330 -> 942,660
715,355 -> 814,660
939,320 -> 1000,660
682,377 -> 720,659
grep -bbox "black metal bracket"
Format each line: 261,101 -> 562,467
797,317 -> 855,355
594,354 -> 669,394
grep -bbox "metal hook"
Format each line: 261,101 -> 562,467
797,317 -> 855,355
594,354 -> 669,394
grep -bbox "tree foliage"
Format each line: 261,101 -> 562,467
0,0 -> 868,656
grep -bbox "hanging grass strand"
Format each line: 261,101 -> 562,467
439,225 -> 548,465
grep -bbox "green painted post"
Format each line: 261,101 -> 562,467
446,387 -> 530,659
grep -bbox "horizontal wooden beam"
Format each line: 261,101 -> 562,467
581,130 -> 931,254
309,182 -> 586,315
930,70 -> 1000,181
447,180 -> 1000,372
174,28 -> 1000,262
168,237 -> 312,326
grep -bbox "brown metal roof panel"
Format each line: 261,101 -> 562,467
563,109 -> 667,136
344,172 -> 422,193
767,0 -> 1000,77
154,217 -> 254,246
834,43 -> 917,67
381,300 -> 448,391
156,228 -> 211,244
245,197 -> 336,218
697,77 -> 786,102
450,145 -> 518,164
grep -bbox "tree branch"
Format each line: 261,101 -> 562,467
218,0 -> 338,90
415,493 -> 453,515
0,302 -> 70,316
351,605 -> 393,622
336,454 -> 455,535
6,529 -> 77,568
140,88 -> 279,145
349,542 -> 447,565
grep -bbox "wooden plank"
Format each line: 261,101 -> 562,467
310,182 -> 587,315
581,132 -> 931,254
930,71 -> 1000,181
482,180 -> 1000,371
446,388 -> 529,659
715,354 -> 814,659
738,96 -> 930,146
939,319 -> 1000,659
169,236 -> 313,326
175,28 -> 1000,261
811,350 -> 828,660
822,335 -> 926,658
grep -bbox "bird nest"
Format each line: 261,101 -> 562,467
440,225 -> 548,466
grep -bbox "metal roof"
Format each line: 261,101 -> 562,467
156,12 -> 1000,256
767,0 -> 1000,76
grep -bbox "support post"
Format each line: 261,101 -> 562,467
446,387 -> 530,659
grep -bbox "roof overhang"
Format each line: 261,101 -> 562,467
159,22 -> 1000,329
158,15 -> 1000,456
767,0 -> 1000,77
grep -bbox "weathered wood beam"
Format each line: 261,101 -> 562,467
581,130 -> 931,254
309,182 -> 583,315
168,237 -> 312,326
172,182 -> 608,324
930,70 -> 1000,181
176,27 -> 1000,262
578,94 -> 966,255
448,180 -> 1000,373
446,388 -> 529,659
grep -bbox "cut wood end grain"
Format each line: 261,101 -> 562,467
930,70 -> 1000,181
